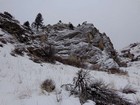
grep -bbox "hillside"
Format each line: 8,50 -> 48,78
0,12 -> 140,105
0,12 -> 125,71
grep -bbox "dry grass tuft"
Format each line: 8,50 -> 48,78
41,79 -> 55,93
121,85 -> 137,94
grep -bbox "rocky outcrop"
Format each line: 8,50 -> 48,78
0,12 -> 32,43
0,12 -> 124,70
46,23 -> 121,70
119,43 -> 140,63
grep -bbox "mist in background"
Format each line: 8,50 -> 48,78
0,0 -> 140,49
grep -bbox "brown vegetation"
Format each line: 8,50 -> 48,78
41,79 -> 55,92
63,70 -> 133,105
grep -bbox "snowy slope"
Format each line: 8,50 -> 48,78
1,37 -> 140,105
0,44 -> 76,105
0,42 -> 96,105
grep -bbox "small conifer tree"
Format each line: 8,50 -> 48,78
23,21 -> 30,28
69,22 -> 74,30
32,13 -> 43,31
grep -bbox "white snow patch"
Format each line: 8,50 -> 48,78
0,42 -> 140,105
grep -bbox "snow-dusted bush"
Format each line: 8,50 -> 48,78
72,69 -> 91,93
41,79 -> 55,92
86,81 -> 132,105
0,38 -> 7,44
64,69 -> 133,105
121,84 -> 137,94
67,55 -> 83,67
27,45 -> 56,63
55,55 -> 85,68
11,47 -> 25,56
108,67 -> 128,75
71,69 -> 92,104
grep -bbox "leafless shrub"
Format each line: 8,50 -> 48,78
0,38 -> 7,44
64,70 -> 134,105
27,46 -> 55,63
67,55 -> 82,67
41,79 -> 55,93
73,69 -> 91,93
119,61 -> 127,67
11,47 -> 25,56
30,57 -> 42,63
90,79 -> 110,90
83,80 -> 133,105
108,68 -> 128,75
55,90 -> 62,102
61,69 -> 91,97
121,85 -> 137,94
54,55 -> 85,68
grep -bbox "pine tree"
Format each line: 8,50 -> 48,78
23,21 -> 30,28
32,13 -> 43,31
69,22 -> 74,30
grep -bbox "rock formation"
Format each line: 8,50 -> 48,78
0,12 -> 125,71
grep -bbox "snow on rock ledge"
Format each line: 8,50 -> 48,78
46,22 -> 120,70
0,12 -> 122,70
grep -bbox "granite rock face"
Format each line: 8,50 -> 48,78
0,12 -> 123,70
46,23 -> 120,70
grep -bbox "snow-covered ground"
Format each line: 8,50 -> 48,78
0,43 -> 95,105
0,33 -> 140,104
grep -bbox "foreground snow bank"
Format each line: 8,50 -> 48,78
0,43 -> 94,105
0,43 -> 140,105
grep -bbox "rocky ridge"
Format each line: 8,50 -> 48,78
0,12 -> 125,71
119,43 -> 140,65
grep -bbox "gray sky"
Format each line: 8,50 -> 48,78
0,0 -> 140,49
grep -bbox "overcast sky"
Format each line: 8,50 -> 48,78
0,0 -> 140,49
